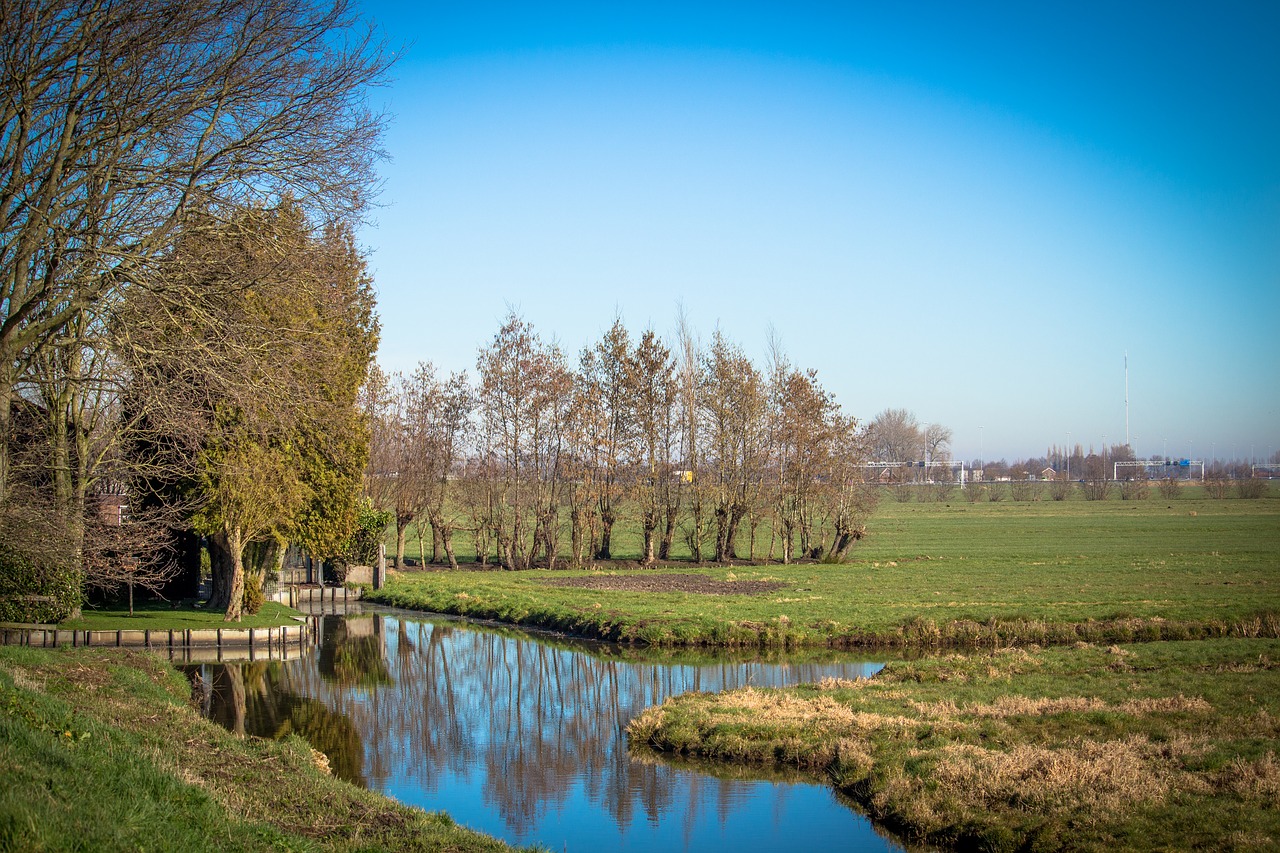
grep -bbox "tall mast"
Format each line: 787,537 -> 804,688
1125,351 -> 1129,447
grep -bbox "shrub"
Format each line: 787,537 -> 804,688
242,572 -> 265,615
987,483 -> 1005,502
1203,478 -> 1231,499
1158,477 -> 1182,499
1081,478 -> 1110,501
331,498 -> 393,581
1237,478 -> 1266,499
924,482 -> 954,502
0,501 -> 82,624
1010,479 -> 1040,501
1119,478 -> 1149,500
1050,479 -> 1073,501
964,484 -> 986,503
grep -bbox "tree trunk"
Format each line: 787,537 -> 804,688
273,540 -> 288,581
569,505 -> 585,569
659,510 -> 676,561
223,524 -> 245,622
208,532 -> 233,609
432,524 -> 443,564
596,510 -> 615,560
642,511 -> 656,565
441,527 -> 459,570
0,359 -> 12,505
395,516 -> 409,567
713,506 -> 731,562
688,499 -> 705,563
541,512 -> 557,570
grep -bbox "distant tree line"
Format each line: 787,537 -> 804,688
364,314 -> 877,569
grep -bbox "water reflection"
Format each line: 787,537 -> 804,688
190,655 -> 366,785
193,610 -> 902,852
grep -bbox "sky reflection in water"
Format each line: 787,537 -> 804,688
196,609 -> 903,852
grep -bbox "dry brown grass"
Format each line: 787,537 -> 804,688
1118,694 -> 1213,714
814,676 -> 869,690
727,687 -> 920,736
1218,752 -> 1280,799
931,736 -> 1175,817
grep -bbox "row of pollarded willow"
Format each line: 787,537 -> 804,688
366,312 -> 877,571
0,0 -> 391,622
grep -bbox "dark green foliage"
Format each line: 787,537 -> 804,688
0,503 -> 81,623
241,572 -> 264,616
339,498 -> 393,573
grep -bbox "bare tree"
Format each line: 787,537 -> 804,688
701,331 -> 766,562
923,423 -> 953,463
767,344 -> 837,564
630,330 -> 676,565
578,320 -> 635,560
674,311 -> 707,562
1080,452 -> 1111,501
366,365 -> 473,569
476,313 -> 571,569
818,416 -> 876,562
867,408 -> 922,466
0,0 -> 391,502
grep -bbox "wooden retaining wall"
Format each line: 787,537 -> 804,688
0,622 -> 315,663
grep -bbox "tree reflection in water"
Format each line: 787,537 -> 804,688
195,611 -> 899,852
191,655 -> 366,785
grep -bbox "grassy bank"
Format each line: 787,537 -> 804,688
0,645 -> 522,852
627,638 -> 1280,851
368,496 -> 1280,647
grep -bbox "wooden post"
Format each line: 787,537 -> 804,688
374,543 -> 386,590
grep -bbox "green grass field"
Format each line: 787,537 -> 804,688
370,493 -> 1280,647
0,645 -> 522,852
55,600 -> 305,631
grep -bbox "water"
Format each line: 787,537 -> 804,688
191,608 -> 903,852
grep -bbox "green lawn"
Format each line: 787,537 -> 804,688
56,600 -> 306,631
628,638 -> 1280,851
0,645 -> 522,852
369,495 -> 1280,647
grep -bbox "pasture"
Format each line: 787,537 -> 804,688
371,491 -> 1280,647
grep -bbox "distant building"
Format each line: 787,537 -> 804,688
1040,467 -> 1057,481
90,480 -> 129,525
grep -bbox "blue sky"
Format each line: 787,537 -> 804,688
356,0 -> 1279,462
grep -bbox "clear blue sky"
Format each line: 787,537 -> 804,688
356,0 -> 1279,463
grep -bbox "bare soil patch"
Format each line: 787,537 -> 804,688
542,573 -> 787,595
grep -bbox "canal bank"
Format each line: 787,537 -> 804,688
0,641 -> 522,852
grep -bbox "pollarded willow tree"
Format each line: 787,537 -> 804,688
382,313 -> 875,569
578,319 -> 636,561
0,0 -> 390,500
366,363 -> 473,569
475,313 -> 573,570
